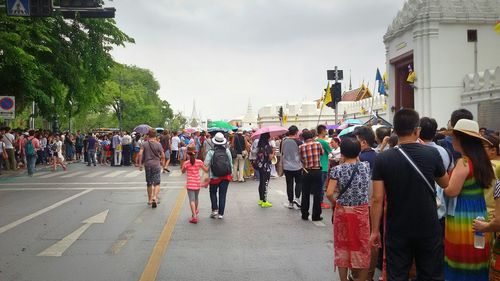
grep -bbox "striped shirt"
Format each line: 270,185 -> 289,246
299,140 -> 324,169
183,159 -> 204,190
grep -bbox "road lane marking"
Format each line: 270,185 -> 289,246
312,221 -> 326,227
37,172 -> 62,179
106,230 -> 134,255
82,170 -> 108,177
33,171 -> 51,177
60,171 -> 88,178
139,190 -> 186,281
125,170 -> 144,178
0,181 -> 186,186
103,170 -> 128,178
0,186 -> 184,191
38,209 -> 109,257
0,189 -> 93,235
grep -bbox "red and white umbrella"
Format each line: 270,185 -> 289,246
251,125 -> 288,140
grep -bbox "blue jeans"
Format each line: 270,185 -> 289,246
209,180 -> 229,215
26,154 -> 37,176
87,149 -> 96,166
320,171 -> 328,202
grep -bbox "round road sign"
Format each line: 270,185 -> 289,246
0,97 -> 14,111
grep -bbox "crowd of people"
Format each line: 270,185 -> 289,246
2,107 -> 499,281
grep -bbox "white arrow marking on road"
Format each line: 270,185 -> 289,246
37,209 -> 109,257
0,189 -> 92,234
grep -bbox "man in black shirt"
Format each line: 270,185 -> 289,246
370,109 -> 449,281
232,129 -> 247,182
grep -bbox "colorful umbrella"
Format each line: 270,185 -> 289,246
133,124 -> 152,135
184,127 -> 197,134
156,127 -> 164,132
338,125 -> 361,138
251,125 -> 288,140
208,120 -> 237,131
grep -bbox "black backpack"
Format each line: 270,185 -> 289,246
210,146 -> 232,177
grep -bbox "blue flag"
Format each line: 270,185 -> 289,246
376,68 -> 386,95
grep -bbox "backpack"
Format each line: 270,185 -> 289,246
25,138 -> 36,156
210,146 -> 232,177
436,139 -> 453,170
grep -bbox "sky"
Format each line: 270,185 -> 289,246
109,0 -> 405,120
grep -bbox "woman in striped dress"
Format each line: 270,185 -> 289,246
444,119 -> 495,281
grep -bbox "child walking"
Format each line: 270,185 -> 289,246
182,146 -> 209,224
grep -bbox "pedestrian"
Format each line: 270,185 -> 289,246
86,132 -> 97,167
76,131 -> 84,161
138,129 -> 165,208
0,133 -> 6,174
232,128 -> 247,182
443,119 -> 494,281
282,125 -> 303,209
121,131 -> 132,166
160,131 -> 171,172
353,126 -> 377,170
39,132 -> 47,165
370,109 -> 449,280
24,130 -> 39,177
2,127 -> 16,170
171,131 -> 180,166
112,132 -> 122,166
182,146 -> 209,224
204,132 -> 233,219
252,132 -> 275,208
326,137 -> 371,281
317,125 -> 333,209
299,129 -> 324,221
179,142 -> 187,167
374,126 -> 392,153
52,135 -> 67,171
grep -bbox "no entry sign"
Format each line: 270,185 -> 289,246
0,96 -> 15,119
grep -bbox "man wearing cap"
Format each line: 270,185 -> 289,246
232,128 -> 247,182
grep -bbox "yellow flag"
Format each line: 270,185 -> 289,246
283,115 -> 288,125
495,21 -> 500,35
322,82 -> 332,109
407,71 -> 416,83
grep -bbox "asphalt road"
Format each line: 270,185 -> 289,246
0,163 -> 337,281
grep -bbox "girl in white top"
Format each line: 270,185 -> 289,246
52,136 -> 67,171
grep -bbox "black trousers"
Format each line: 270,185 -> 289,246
123,144 -> 131,166
258,169 -> 271,202
171,150 -> 178,165
386,232 -> 444,281
284,169 -> 302,203
301,169 -> 322,219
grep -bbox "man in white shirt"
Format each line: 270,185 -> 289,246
2,127 -> 16,170
170,131 -> 180,166
121,131 -> 133,166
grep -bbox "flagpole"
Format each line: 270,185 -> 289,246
317,92 -> 325,127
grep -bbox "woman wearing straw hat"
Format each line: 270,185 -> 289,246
204,132 -> 233,219
444,119 -> 495,281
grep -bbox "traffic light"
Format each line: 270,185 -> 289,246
31,0 -> 53,16
61,7 -> 115,18
59,0 -> 101,7
332,82 -> 342,105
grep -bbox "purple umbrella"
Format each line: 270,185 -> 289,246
326,124 -> 340,130
133,124 -> 152,135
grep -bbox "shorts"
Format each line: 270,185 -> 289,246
187,189 -> 200,202
145,166 -> 162,186
164,149 -> 171,160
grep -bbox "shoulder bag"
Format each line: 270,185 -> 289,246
331,163 -> 359,223
395,146 -> 441,208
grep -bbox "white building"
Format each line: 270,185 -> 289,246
384,0 -> 500,129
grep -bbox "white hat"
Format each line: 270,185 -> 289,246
452,119 -> 492,145
212,132 -> 227,145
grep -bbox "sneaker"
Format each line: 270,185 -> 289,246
261,201 -> 273,208
258,200 -> 263,206
210,211 -> 218,218
189,217 -> 198,224
287,202 -> 294,209
217,215 -> 223,219
293,199 -> 301,208
320,202 -> 331,209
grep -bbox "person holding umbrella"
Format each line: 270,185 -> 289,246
253,132 -> 275,208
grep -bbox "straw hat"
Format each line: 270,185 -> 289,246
452,119 -> 492,145
212,132 -> 227,145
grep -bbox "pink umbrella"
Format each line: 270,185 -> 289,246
184,128 -> 197,134
251,125 -> 288,140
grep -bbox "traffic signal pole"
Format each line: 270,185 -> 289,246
334,66 -> 339,125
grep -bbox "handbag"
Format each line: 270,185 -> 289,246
395,146 -> 441,208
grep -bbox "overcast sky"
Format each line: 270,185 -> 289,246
109,0 -> 405,120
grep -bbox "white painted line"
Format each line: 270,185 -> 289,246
0,186 -> 184,191
125,170 -> 144,178
167,170 -> 182,177
38,209 -> 109,257
33,171 -> 51,177
0,189 -> 93,235
312,221 -> 326,227
0,181 -> 186,186
37,172 -> 62,179
103,170 -> 128,178
82,170 -> 108,178
60,171 -> 88,178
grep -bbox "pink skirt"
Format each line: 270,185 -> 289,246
333,203 -> 371,269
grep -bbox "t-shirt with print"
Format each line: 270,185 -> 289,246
183,159 -> 204,190
372,143 -> 446,238
331,162 -> 370,206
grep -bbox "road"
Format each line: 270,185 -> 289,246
0,163 -> 336,281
